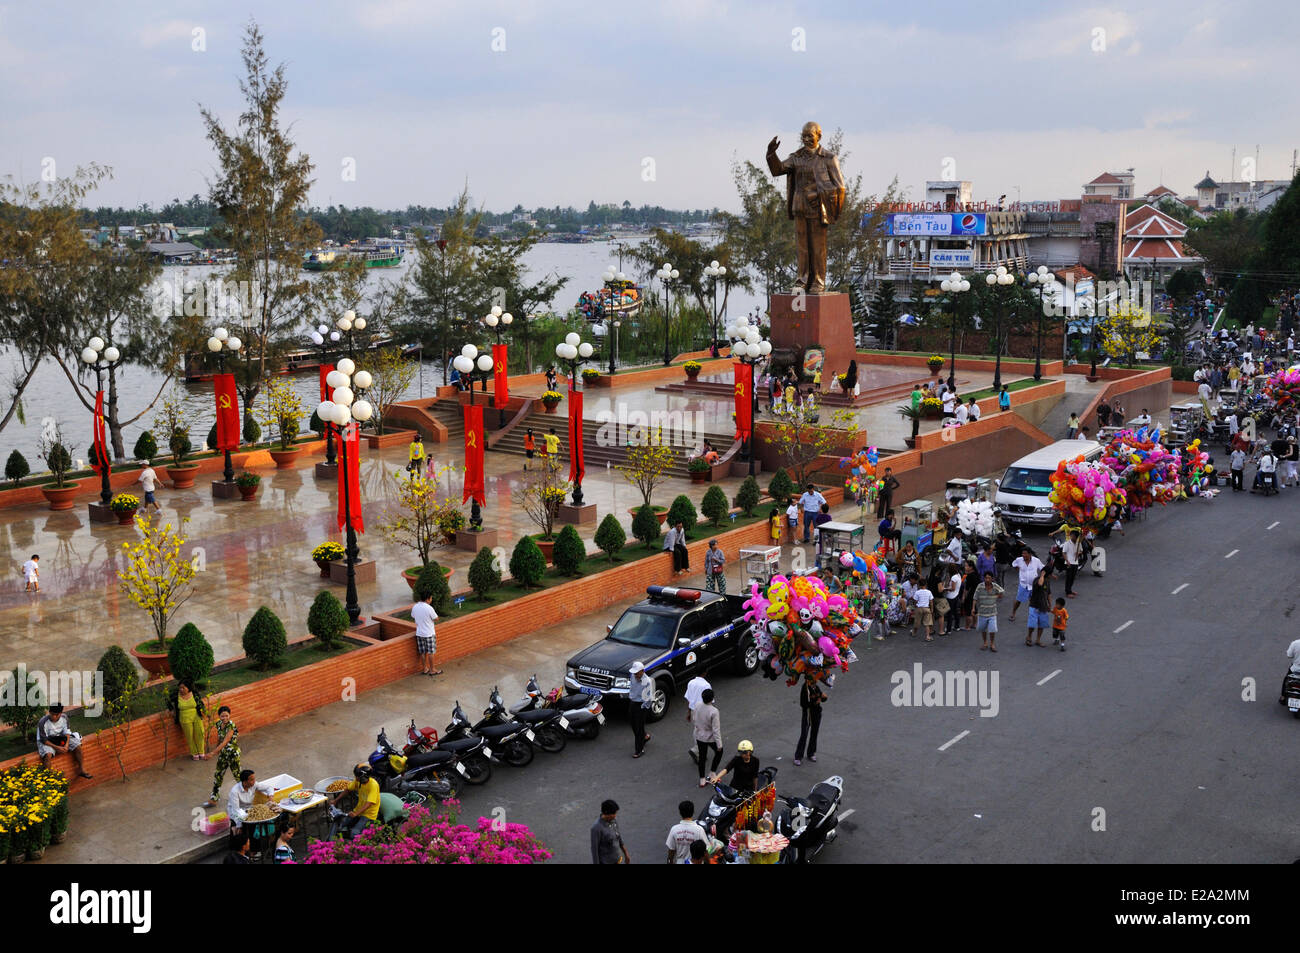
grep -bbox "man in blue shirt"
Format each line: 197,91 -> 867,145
799,484 -> 826,543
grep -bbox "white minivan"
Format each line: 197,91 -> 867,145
995,439 -> 1103,529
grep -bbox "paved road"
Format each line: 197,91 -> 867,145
445,485 -> 1300,863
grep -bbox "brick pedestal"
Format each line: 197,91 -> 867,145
329,558 -> 377,585
87,502 -> 114,523
769,291 -> 856,379
314,462 -> 339,480
557,502 -> 597,525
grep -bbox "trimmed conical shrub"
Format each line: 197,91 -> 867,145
242,606 -> 288,670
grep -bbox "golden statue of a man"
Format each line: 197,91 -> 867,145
766,122 -> 847,294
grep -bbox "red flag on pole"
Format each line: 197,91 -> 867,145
318,363 -> 335,402
214,373 -> 240,451
91,390 -> 110,476
492,344 -> 508,409
733,363 -> 753,442
463,404 -> 485,504
336,422 -> 364,533
568,387 -> 584,484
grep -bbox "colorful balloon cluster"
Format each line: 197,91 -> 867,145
1264,366 -> 1300,413
838,549 -> 889,592
743,574 -> 859,686
1178,437 -> 1216,495
839,447 -> 878,498
956,499 -> 995,537
1101,429 -> 1180,511
1048,455 -> 1125,531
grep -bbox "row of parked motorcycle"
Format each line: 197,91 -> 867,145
359,676 -> 604,803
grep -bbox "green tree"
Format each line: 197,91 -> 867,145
4,450 -> 29,485
701,484 -> 729,526
306,591 -> 349,649
473,231 -> 570,374
2,666 -> 48,741
666,494 -> 698,537
732,475 -> 761,517
96,645 -> 140,706
508,535 -> 546,588
767,467 -> 796,503
632,503 -> 662,548
593,513 -> 626,561
552,524 -> 585,576
413,561 -> 452,613
132,431 -> 157,463
242,605 -> 288,670
869,281 -> 900,349
199,21 -> 323,411
467,546 -> 501,600
167,622 -> 215,685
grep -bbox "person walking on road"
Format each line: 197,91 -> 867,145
974,572 -> 1003,652
628,662 -> 653,758
591,799 -> 629,864
793,680 -> 825,765
1009,547 -> 1044,623
137,463 -> 161,512
691,688 -> 723,786
684,674 -> 711,757
1051,597 -> 1069,652
1061,530 -> 1082,598
704,539 -> 726,593
665,800 -> 705,863
1230,446 -> 1246,491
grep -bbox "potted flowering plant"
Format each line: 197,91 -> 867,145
234,471 -> 261,501
153,392 -> 198,488
540,390 -> 562,413
312,541 -> 345,577
109,492 -> 140,525
688,456 -> 711,483
926,355 -> 944,376
258,379 -> 308,467
37,421 -> 79,510
683,360 -> 703,380
581,367 -> 600,385
921,396 -> 944,418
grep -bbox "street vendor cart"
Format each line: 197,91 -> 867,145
899,499 -> 935,559
738,546 -> 781,591
814,521 -> 863,569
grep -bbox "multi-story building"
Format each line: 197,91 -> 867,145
1082,170 -> 1135,200
1192,171 -> 1291,212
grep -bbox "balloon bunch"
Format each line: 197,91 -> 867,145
838,549 -> 889,592
1101,429 -> 1180,511
743,574 -> 859,686
956,499 -> 995,537
839,447 -> 878,498
1263,366 -> 1300,414
1048,455 -> 1125,531
1178,437 -> 1216,497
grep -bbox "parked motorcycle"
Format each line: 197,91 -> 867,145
1279,670 -> 1300,718
403,718 -> 493,785
773,775 -> 844,864
697,766 -> 778,839
443,700 -> 536,767
482,686 -> 567,753
508,675 -> 605,740
366,728 -> 459,801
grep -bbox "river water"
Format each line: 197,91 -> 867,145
1,239 -> 765,464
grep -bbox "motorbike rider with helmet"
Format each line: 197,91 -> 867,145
330,762 -> 381,837
709,740 -> 761,794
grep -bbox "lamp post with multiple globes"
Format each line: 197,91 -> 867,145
308,323 -> 342,467
554,332 -> 594,506
704,260 -> 728,352
316,358 -> 374,625
80,336 -> 122,507
938,271 -> 971,391
482,306 -> 513,428
657,262 -> 679,366
600,266 -> 626,375
205,327 -> 243,484
984,265 -> 1016,392
1026,265 -> 1058,382
724,322 -> 771,477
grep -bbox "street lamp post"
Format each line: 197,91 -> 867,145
205,327 -> 244,483
317,363 -> 374,626
336,308 -> 367,364
1026,265 -> 1057,381
308,323 -> 342,467
452,344 -> 494,407
939,271 -> 971,390
725,322 -> 772,477
80,337 -> 122,506
482,306 -> 513,428
657,262 -> 679,366
984,265 -> 1016,392
601,266 -> 628,375
554,332 -> 594,505
705,260 -> 728,353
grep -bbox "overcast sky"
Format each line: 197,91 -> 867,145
2,0 -> 1296,213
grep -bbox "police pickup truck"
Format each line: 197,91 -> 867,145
564,586 -> 758,722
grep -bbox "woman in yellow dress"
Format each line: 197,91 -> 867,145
768,507 -> 782,544
171,680 -> 207,761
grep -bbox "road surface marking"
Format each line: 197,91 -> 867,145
1224,549 -> 1239,559
1171,583 -> 1189,595
1114,620 -> 1133,633
1037,669 -> 1061,686
838,809 -> 855,821
938,730 -> 970,752
1268,521 -> 1280,530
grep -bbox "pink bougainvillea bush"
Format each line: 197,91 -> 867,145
294,800 -> 552,864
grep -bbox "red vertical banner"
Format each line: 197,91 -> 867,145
463,404 -> 485,504
213,372 -> 241,451
568,387 -> 584,484
91,390 -> 109,476
734,362 -> 753,442
318,363 -> 336,401
492,344 -> 508,409
337,422 -> 365,533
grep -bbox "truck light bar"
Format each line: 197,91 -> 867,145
646,585 -> 701,603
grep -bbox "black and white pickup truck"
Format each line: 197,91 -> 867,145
564,586 -> 758,721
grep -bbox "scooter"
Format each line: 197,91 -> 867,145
403,718 -> 493,785
442,700 -> 536,767
1279,670 -> 1300,718
367,728 -> 460,800
697,766 -> 778,839
773,775 -> 844,864
482,686 -> 568,753
509,675 -> 605,740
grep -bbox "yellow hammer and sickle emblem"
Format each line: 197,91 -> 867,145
467,432 -> 477,449
735,383 -> 745,398
218,395 -> 232,409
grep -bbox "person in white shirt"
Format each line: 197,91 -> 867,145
1287,637 -> 1300,674
954,402 -> 969,425
785,500 -> 800,544
1134,410 -> 1152,429
20,553 -> 39,592
942,390 -> 958,416
1226,412 -> 1239,437
1008,548 -> 1044,622
683,674 -> 712,758
967,398 -> 981,422
665,800 -> 706,863
412,590 -> 441,676
1060,530 -> 1082,598
911,583 -> 935,641
798,485 -> 826,544
1255,449 -> 1278,493
1197,380 -> 1212,405
227,769 -> 277,832
137,464 -> 161,511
